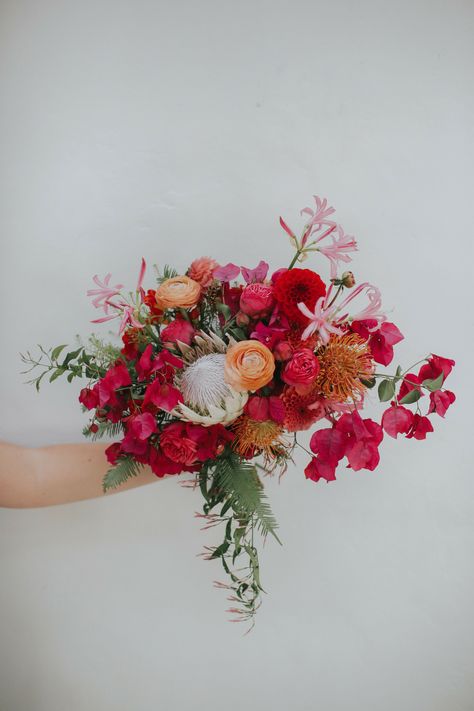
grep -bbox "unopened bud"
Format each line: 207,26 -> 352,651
235,310 -> 250,327
273,340 -> 293,362
341,271 -> 355,288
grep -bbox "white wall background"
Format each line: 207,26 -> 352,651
0,1 -> 473,709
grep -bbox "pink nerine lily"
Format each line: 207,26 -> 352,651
335,282 -> 386,325
297,293 -> 343,344
316,225 -> 358,279
87,273 -> 124,314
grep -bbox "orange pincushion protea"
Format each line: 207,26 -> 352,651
232,416 -> 286,459
315,332 -> 373,402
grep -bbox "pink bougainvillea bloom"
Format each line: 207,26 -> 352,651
428,390 -> 456,418
143,380 -> 183,412
367,322 -> 404,366
97,362 -> 132,408
298,294 -> 343,344
250,321 -> 286,350
213,263 -> 241,282
307,410 -> 383,481
381,404 -> 414,438
240,260 -> 269,284
418,354 -> 455,382
128,412 -> 157,440
87,273 -> 124,314
406,414 -> 434,440
304,457 -> 337,483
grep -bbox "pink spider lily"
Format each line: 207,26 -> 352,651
315,225 -> 358,278
87,273 -> 124,314
334,282 -> 386,325
297,290 -> 343,344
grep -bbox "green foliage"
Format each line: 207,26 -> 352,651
216,453 -> 281,543
377,379 -> 395,402
399,388 -> 422,405
82,420 -> 124,442
155,264 -> 178,284
422,372 -> 444,392
102,457 -> 144,493
195,450 -> 281,629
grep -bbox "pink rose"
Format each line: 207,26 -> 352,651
159,423 -> 198,465
282,349 -> 320,394
160,317 -> 195,346
239,283 -> 274,318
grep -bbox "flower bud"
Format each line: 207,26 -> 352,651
235,311 -> 251,327
273,340 -> 293,362
341,271 -> 355,288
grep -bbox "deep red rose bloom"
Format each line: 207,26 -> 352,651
159,423 -> 199,466
273,268 -> 326,326
161,317 -> 195,346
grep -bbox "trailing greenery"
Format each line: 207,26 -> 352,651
20,335 -> 122,391
196,450 -> 281,630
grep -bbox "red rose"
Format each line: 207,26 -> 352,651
281,349 -> 320,394
159,423 -> 198,465
239,283 -> 275,319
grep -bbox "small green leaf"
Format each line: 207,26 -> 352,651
62,347 -> 83,367
378,379 -> 395,402
51,344 -> 68,361
394,365 -> 403,382
422,372 -> 444,392
215,302 -> 232,320
399,389 -> 422,405
49,368 -> 66,383
360,377 -> 376,389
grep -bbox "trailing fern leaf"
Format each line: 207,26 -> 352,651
216,453 -> 282,545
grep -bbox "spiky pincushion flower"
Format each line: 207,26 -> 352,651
172,331 -> 248,426
232,416 -> 286,459
314,332 -> 373,402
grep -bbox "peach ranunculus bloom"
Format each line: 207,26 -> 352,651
224,340 -> 275,392
155,276 -> 201,310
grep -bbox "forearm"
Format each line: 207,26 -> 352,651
0,441 -> 160,509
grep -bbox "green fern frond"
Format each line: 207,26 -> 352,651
82,421 -> 124,442
102,457 -> 144,493
216,453 -> 281,544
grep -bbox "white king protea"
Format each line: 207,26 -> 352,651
171,331 -> 248,426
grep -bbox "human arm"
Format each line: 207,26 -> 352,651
0,441 -> 160,508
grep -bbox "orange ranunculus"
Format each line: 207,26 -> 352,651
224,340 -> 275,392
155,276 -> 201,310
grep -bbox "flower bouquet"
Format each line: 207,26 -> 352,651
22,195 -> 456,630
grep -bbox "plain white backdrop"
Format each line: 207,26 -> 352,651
1,1 -> 473,709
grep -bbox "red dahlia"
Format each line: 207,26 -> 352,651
273,268 -> 326,326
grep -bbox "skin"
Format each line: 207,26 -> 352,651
0,441 -> 160,509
